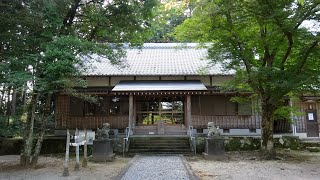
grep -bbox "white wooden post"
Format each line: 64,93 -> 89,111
62,129 -> 70,176
186,95 -> 192,132
82,129 -> 88,167
129,94 -> 134,133
75,128 -> 80,171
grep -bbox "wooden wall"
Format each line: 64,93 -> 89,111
293,101 -> 320,133
191,95 -> 261,129
192,115 -> 261,129
56,94 -> 261,130
55,95 -> 128,129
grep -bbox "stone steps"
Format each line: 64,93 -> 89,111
301,138 -> 320,152
129,146 -> 190,150
306,147 -> 320,152
128,136 -> 193,155
302,141 -> 320,147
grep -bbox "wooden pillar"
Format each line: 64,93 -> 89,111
133,96 -> 136,127
186,95 -> 192,128
82,129 -> 87,168
129,94 -> 134,134
74,128 -> 80,171
62,129 -> 70,177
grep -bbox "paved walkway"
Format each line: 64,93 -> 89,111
118,155 -> 198,180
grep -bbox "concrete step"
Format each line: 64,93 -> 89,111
301,137 -> 320,142
301,141 -> 320,147
130,136 -> 189,140
130,144 -> 190,148
134,131 -> 187,135
128,136 -> 193,155
130,141 -> 190,144
130,146 -> 190,150
128,152 -> 194,156
306,147 -> 320,152
129,148 -> 192,153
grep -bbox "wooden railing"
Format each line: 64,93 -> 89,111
123,127 -> 131,156
56,115 -> 129,129
192,115 -> 261,129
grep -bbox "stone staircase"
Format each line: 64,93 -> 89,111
301,138 -> 320,152
128,136 -> 193,155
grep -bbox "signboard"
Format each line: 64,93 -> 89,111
308,113 -> 314,121
71,131 -> 95,145
81,131 -> 95,145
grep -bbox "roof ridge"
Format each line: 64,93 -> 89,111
141,43 -> 209,49
109,43 -> 209,49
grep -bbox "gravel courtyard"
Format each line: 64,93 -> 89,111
0,150 -> 319,180
0,155 -> 130,180
187,150 -> 320,180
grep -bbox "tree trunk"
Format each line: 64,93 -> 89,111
260,99 -> 276,158
6,86 -> 11,125
31,94 -> 52,167
20,92 -> 39,167
22,83 -> 27,106
0,85 -> 5,115
11,87 -> 17,116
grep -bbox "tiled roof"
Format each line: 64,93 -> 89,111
84,43 -> 234,76
112,80 -> 208,91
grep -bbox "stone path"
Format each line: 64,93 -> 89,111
118,155 -> 197,180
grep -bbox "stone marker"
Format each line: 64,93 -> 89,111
157,120 -> 165,135
203,122 -> 227,160
62,129 -> 70,177
82,129 -> 88,167
75,128 -> 80,171
91,123 -> 115,162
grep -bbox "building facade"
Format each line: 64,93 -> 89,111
55,43 -> 319,138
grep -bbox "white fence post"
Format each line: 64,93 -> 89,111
62,129 -> 70,176
75,128 -> 80,171
82,129 -> 88,167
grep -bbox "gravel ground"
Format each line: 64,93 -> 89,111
187,150 -> 320,180
0,155 -> 130,180
120,155 -> 194,180
1,151 -> 319,180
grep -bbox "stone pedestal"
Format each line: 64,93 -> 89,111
203,137 -> 227,160
157,120 -> 165,135
91,139 -> 115,162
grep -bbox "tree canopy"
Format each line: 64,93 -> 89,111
174,0 -> 320,156
0,0 -> 156,166
147,0 -> 188,42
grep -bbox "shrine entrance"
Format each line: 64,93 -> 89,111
111,80 -> 207,135
136,96 -> 184,126
133,96 -> 186,135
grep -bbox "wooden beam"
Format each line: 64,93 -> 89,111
129,94 -> 134,134
186,95 -> 192,129
133,96 -> 136,127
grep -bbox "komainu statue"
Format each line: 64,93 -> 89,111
207,122 -> 221,137
96,123 -> 110,140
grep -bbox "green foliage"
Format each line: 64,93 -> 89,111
148,0 -> 188,42
174,0 -> 319,151
0,0 -> 157,139
0,116 -> 24,138
274,106 -> 303,123
174,0 -> 320,105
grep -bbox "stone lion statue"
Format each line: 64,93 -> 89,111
96,123 -> 111,140
207,122 -> 220,137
